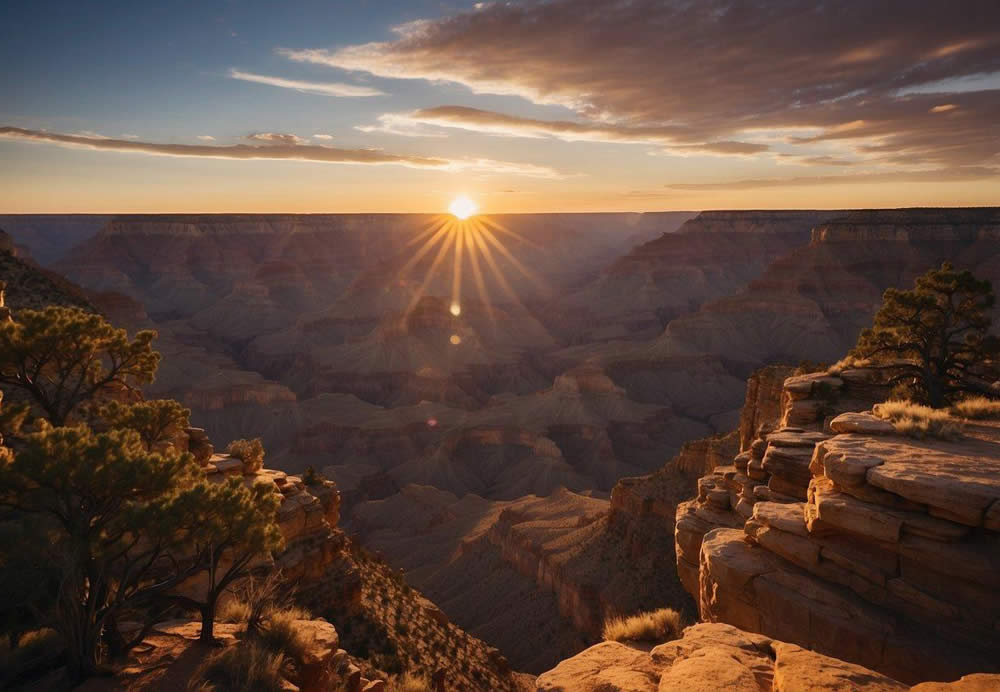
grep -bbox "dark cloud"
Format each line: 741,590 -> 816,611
0,126 -> 561,177
288,0 -> 1000,167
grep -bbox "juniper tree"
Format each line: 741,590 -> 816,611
96,399 -> 190,451
169,477 -> 283,642
851,263 -> 1000,407
0,424 -> 202,681
0,306 -> 159,425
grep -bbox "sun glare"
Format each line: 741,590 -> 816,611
449,195 -> 478,220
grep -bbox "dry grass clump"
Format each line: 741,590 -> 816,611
391,673 -> 432,691
602,607 -> 684,644
254,608 -> 310,662
873,401 -> 963,440
191,642 -> 286,692
226,437 -> 265,473
217,598 -> 251,624
950,396 -> 1000,420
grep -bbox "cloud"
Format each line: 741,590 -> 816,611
0,125 -> 560,177
288,0 -> 1000,169
196,135 -> 215,141
312,134 -> 333,140
228,68 -> 384,97
245,132 -> 308,146
360,106 -> 766,153
121,133 -> 140,140
667,167 -> 999,191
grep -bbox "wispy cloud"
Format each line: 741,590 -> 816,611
196,135 -> 215,141
312,134 -> 333,140
358,107 -> 767,154
288,0 -> 1000,169
228,68 -> 384,97
667,167 -> 999,191
0,125 -> 561,177
245,132 -> 308,146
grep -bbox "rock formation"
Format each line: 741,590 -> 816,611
535,622 -> 998,691
676,368 -> 1000,683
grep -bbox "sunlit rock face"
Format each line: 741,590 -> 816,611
677,368 -> 1000,685
536,622 -> 999,692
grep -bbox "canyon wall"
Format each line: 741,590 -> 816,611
676,369 -> 1000,684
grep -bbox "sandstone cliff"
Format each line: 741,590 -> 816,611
676,369 -> 1000,684
535,622 -> 998,692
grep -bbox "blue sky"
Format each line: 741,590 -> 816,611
1,0 -> 998,212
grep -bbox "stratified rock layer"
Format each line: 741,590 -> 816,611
678,369 -> 1000,684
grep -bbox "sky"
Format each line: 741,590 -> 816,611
1,0 -> 998,213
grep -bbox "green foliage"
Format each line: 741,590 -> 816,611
226,437 -> 265,473
169,475 -> 282,641
0,306 -> 160,425
0,423 -> 203,680
851,263 -> 999,408
96,399 -> 190,451
192,642 -> 287,692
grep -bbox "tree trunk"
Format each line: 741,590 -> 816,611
199,596 -> 217,643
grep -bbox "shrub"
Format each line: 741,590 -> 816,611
0,629 -> 62,685
191,643 -> 286,692
226,437 -> 265,473
251,607 -> 311,663
950,396 -> 1000,420
217,598 -> 251,624
602,607 -> 684,643
302,465 -> 325,486
873,401 -> 963,440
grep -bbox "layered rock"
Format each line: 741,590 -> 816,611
0,214 -> 110,265
535,622 -> 997,692
657,208 -> 1000,370
553,211 -> 825,343
677,370 -> 1000,683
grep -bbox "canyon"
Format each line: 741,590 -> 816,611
3,207 -> 1000,686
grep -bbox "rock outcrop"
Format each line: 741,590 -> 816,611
535,622 -> 997,692
677,369 -> 1000,683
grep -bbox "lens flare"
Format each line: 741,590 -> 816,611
448,195 -> 478,220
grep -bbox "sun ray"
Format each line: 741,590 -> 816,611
406,216 -> 451,248
462,225 -> 495,326
479,216 -> 541,250
469,219 -> 524,308
405,223 -> 456,315
397,217 -> 452,280
451,218 -> 465,313
475,219 -> 549,295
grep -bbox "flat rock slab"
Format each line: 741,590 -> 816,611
830,412 -> 896,436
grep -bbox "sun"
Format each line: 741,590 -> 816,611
448,195 -> 478,220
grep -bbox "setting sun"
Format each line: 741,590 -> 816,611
448,195 -> 478,220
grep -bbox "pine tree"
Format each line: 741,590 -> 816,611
0,424 -> 202,680
0,306 -> 159,425
169,476 -> 283,642
851,263 -> 1000,407
96,399 -> 191,451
